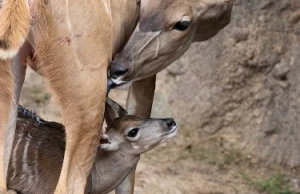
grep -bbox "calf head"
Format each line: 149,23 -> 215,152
108,0 -> 233,88
101,98 -> 177,154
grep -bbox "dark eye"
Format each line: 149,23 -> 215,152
128,128 -> 139,138
174,20 -> 191,31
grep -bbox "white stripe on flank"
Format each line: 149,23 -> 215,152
10,127 -> 24,181
103,0 -> 112,16
33,140 -> 41,185
65,0 -> 73,33
22,136 -> 33,185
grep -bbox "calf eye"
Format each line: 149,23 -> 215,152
128,128 -> 139,138
174,17 -> 191,31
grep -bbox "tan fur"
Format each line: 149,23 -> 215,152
0,0 -> 139,193
0,61 -> 14,193
29,0 -> 112,193
0,0 -> 31,59
0,0 -> 31,192
109,0 -> 233,85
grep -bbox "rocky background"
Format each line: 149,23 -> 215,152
20,0 -> 300,193
153,0 -> 300,168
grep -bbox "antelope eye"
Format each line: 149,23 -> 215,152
174,18 -> 191,31
128,128 -> 139,138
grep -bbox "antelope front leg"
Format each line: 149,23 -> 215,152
0,56 -> 26,194
115,75 -> 156,194
29,0 -> 113,192
0,0 -> 31,191
0,60 -> 15,194
51,69 -> 108,193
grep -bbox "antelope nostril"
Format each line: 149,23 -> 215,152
166,119 -> 176,130
109,65 -> 129,79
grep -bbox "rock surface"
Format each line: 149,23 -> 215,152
155,0 -> 300,167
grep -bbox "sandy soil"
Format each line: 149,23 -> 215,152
19,68 -> 295,194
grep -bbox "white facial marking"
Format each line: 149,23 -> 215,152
182,16 -> 191,22
111,78 -> 133,90
100,140 -> 119,151
165,127 -> 178,139
170,125 -> 177,132
111,77 -> 127,85
131,143 -> 140,150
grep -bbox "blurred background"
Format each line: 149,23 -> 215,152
20,0 -> 300,193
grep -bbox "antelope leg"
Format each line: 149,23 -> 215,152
0,44 -> 28,194
0,0 -> 30,191
53,72 -> 107,194
29,0 -> 113,192
0,60 -> 15,194
116,75 -> 156,194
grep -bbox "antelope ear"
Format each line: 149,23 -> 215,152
99,140 -> 120,152
105,97 -> 128,126
194,1 -> 233,42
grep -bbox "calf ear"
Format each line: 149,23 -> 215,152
105,97 -> 128,126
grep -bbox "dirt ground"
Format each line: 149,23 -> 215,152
20,69 -> 298,194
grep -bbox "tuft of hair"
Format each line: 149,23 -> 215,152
17,105 -> 65,131
0,0 -> 31,60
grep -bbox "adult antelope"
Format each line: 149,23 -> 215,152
0,0 -> 232,193
0,0 -> 139,193
108,0 -> 233,193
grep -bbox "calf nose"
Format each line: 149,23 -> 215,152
165,119 -> 176,130
109,62 -> 129,79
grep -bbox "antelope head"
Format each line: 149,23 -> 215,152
108,0 -> 233,88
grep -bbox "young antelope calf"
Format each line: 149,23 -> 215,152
7,99 -> 177,194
